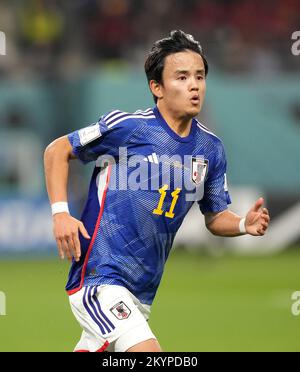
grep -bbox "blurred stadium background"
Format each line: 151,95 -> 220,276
0,0 -> 300,351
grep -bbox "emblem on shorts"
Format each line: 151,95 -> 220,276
110,301 -> 131,320
191,157 -> 208,185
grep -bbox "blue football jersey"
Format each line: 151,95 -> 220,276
66,107 -> 231,305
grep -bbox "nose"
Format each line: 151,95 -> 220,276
189,76 -> 199,91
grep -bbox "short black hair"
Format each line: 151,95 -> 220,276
144,30 -> 208,103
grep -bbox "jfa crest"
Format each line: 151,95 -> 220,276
110,301 -> 131,320
191,157 -> 208,185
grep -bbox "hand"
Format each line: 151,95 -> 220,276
245,197 -> 270,236
52,213 -> 90,262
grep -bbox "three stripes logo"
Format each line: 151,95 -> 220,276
0,31 -> 6,55
104,108 -> 155,129
143,152 -> 159,164
83,286 -> 115,335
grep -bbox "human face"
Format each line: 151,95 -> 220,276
154,50 -> 206,120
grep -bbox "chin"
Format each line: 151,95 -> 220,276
188,107 -> 201,117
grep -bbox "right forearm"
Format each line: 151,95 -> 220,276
44,137 -> 72,204
44,136 -> 89,262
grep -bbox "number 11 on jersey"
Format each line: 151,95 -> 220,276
153,184 -> 181,219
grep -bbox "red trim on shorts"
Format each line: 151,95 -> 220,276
67,165 -> 112,296
96,341 -> 109,352
74,349 -> 90,352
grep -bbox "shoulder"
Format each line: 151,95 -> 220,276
100,108 -> 156,130
194,119 -> 227,170
194,119 -> 222,144
194,118 -> 225,154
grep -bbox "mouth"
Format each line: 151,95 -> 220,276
190,96 -> 200,105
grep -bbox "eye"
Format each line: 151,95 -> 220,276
179,76 -> 187,81
197,75 -> 204,80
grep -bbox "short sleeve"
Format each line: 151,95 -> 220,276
67,111 -> 135,164
198,140 -> 231,214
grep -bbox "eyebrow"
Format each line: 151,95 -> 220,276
175,69 -> 205,75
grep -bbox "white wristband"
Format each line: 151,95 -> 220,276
239,217 -> 246,234
51,202 -> 69,216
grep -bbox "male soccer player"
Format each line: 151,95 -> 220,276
44,30 -> 270,352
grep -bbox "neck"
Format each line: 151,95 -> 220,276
157,102 -> 193,138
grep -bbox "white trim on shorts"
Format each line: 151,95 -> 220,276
69,284 -> 156,352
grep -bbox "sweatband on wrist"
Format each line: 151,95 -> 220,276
239,217 -> 246,234
51,202 -> 69,216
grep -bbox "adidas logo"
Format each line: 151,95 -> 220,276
143,152 -> 159,164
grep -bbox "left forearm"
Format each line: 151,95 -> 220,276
205,198 -> 270,237
206,210 -> 245,237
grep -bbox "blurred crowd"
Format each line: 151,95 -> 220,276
0,0 -> 299,79
0,0 -> 299,203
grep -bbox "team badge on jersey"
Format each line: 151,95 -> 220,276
191,157 -> 208,185
110,301 -> 131,320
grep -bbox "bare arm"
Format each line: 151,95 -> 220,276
44,136 -> 90,262
205,197 -> 270,237
44,136 -> 76,204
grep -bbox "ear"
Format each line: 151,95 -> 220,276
149,80 -> 163,101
